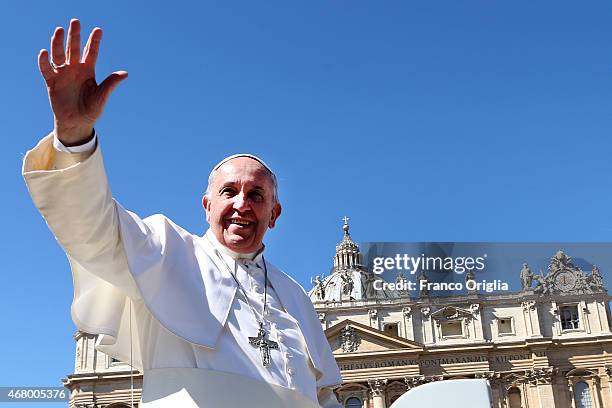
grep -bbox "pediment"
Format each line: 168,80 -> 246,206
430,306 -> 473,322
325,319 -> 423,354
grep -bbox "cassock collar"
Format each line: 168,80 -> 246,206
204,229 -> 265,264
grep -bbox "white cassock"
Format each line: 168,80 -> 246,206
23,134 -> 342,408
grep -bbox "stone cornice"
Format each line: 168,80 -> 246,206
72,331 -> 96,341
63,371 -> 142,387
312,290 -> 612,312
334,348 -> 424,360
549,334 -> 612,346
333,336 -> 612,364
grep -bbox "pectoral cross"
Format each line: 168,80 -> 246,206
249,323 -> 278,367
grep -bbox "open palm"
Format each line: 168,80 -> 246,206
38,19 -> 127,145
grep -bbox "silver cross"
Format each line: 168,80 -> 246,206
249,324 -> 278,367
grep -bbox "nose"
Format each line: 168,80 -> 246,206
232,192 -> 250,211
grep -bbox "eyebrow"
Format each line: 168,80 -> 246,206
218,182 -> 267,192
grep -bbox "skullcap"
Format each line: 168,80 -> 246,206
212,153 -> 275,175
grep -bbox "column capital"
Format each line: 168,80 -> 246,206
522,300 -> 537,311
404,375 -> 443,390
368,378 -> 388,397
525,367 -> 556,385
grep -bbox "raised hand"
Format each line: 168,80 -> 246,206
38,19 -> 128,146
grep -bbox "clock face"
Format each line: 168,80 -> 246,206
554,271 -> 576,291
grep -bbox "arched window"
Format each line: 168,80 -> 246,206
345,396 -> 362,408
507,387 -> 522,408
575,381 -> 593,408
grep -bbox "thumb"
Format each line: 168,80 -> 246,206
98,70 -> 128,105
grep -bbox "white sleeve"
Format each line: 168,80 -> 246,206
23,133 -> 140,299
23,133 -> 146,369
53,131 -> 98,153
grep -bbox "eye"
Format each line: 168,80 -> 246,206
220,187 -> 236,197
249,191 -> 264,202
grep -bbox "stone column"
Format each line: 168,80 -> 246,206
550,300 -> 562,337
526,367 -> 556,407
538,384 -> 555,408
522,300 -> 542,338
602,366 -> 612,408
420,306 -> 432,344
594,376 -> 604,408
369,378 -> 388,408
318,312 -> 327,330
490,385 -> 503,408
469,304 -> 483,341
580,300 -> 592,335
402,307 -> 414,340
596,300 -> 612,334
551,376 -> 571,408
369,308 -> 380,330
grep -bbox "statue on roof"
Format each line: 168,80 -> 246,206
341,271 -> 354,297
364,272 -> 378,299
311,275 -> 326,301
418,270 -> 429,297
520,263 -> 535,290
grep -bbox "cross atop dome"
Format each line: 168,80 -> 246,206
342,216 -> 350,235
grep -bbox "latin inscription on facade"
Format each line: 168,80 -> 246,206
339,351 -> 546,371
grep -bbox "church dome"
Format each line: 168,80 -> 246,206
333,217 -> 362,271
309,217 -> 401,303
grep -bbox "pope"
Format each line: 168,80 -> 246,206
23,19 -> 342,408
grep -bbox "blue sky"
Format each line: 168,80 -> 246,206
1,0 -> 612,404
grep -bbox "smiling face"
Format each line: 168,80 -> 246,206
202,157 -> 282,254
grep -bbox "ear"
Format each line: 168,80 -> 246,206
268,202 -> 282,229
202,195 -> 211,223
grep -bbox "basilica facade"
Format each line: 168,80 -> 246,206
64,222 -> 612,408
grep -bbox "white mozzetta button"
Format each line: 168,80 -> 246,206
287,367 -> 294,376
277,335 -> 284,343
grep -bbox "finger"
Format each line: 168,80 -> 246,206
38,49 -> 55,83
82,27 -> 102,66
98,71 -> 128,104
66,18 -> 81,64
50,27 -> 66,66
